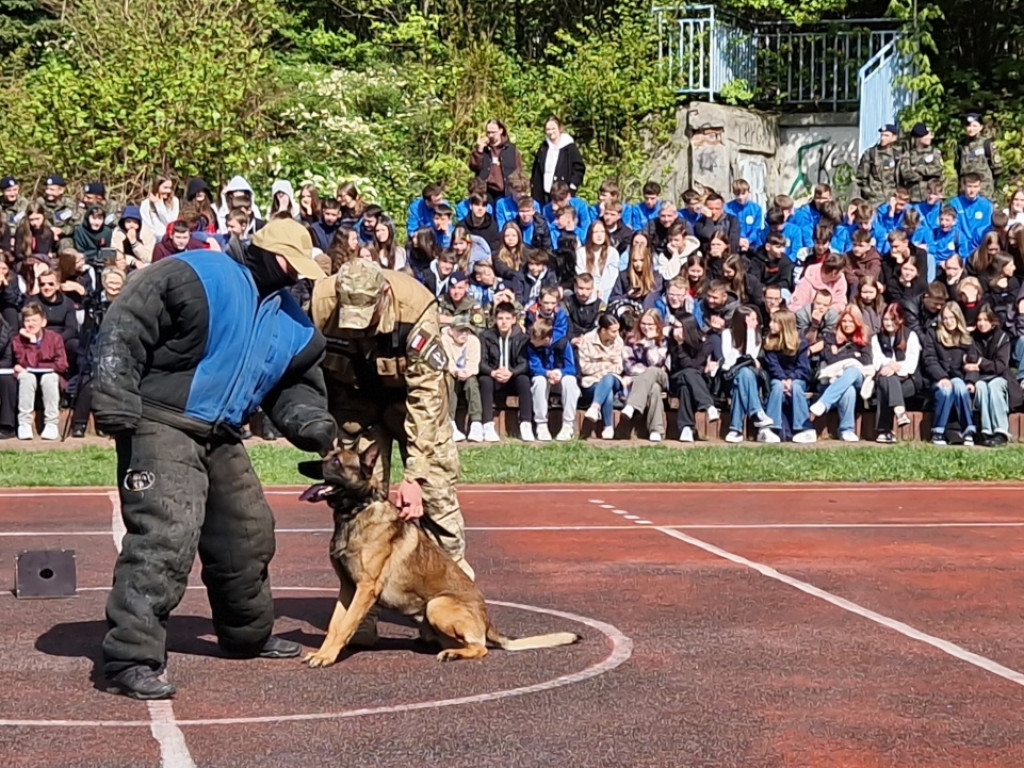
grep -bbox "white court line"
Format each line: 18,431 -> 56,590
108,491 -> 197,768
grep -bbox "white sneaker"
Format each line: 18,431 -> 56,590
706,405 -> 720,422
840,430 -> 860,442
809,401 -> 827,418
467,422 -> 484,442
757,428 -> 781,443
620,405 -> 635,420
601,426 -> 614,440
519,422 -> 535,442
40,424 -> 59,441
584,404 -> 600,422
451,421 -> 466,442
482,423 -> 500,442
649,432 -> 662,443
535,423 -> 552,442
17,424 -> 32,440
792,429 -> 817,444
555,424 -> 574,441
725,430 -> 744,443
753,410 -> 773,428
678,426 -> 694,443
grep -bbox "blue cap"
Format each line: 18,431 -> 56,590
0,176 -> 16,191
448,270 -> 469,284
495,280 -> 510,293
84,181 -> 105,196
879,124 -> 899,135
45,173 -> 66,187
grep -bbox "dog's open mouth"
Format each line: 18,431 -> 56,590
299,483 -> 340,503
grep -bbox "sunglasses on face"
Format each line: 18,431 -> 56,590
39,280 -> 57,286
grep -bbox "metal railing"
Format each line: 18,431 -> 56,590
858,40 -> 916,155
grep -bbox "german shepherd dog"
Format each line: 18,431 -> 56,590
299,444 -> 580,667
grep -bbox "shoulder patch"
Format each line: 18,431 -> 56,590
423,340 -> 447,371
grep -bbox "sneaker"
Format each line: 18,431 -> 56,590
809,401 -> 827,418
555,424 -> 574,441
649,432 -> 663,443
536,423 -> 552,442
753,410 -> 773,428
601,426 -> 614,440
962,434 -> 975,447
620,405 -> 635,420
221,635 -> 302,660
678,426 -> 694,443
792,429 -> 817,444
467,422 -> 484,442
706,405 -> 720,422
931,434 -> 947,446
0,428 -> 15,440
519,422 -> 535,442
452,421 -> 466,442
17,424 -> 32,440
875,432 -> 896,444
895,412 -> 912,428
840,430 -> 860,442
482,423 -> 500,442
757,428 -> 781,443
990,432 -> 1010,446
725,430 -> 744,443
262,423 -> 279,441
106,665 -> 177,700
584,404 -> 600,422
40,424 -> 59,441
71,424 -> 87,438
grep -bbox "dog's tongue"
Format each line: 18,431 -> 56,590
299,483 -> 331,503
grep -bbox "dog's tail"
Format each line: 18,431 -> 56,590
486,624 -> 580,651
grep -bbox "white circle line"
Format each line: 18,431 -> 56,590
0,592 -> 632,728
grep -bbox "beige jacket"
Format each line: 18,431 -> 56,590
441,331 -> 481,376
576,329 -> 624,388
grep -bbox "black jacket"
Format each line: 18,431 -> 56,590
749,249 -> 795,292
921,330 -> 978,383
645,215 -> 693,253
458,213 -> 501,255
480,325 -> 529,378
694,213 -> 741,255
530,140 -> 586,204
668,335 -> 712,372
972,326 -> 1024,409
37,291 -> 79,343
0,316 -> 13,368
563,293 -> 602,339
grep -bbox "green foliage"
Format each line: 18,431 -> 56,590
0,0 -> 55,68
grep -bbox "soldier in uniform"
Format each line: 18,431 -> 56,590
79,181 -> 121,227
35,173 -> 78,239
856,124 -> 901,206
955,113 -> 1002,199
898,123 -> 944,204
0,176 -> 29,230
310,258 -> 472,578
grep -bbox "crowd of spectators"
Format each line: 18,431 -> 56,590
2,113 -> 1022,446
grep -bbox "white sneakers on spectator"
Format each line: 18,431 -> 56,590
601,426 -> 614,440
809,401 -> 827,418
725,430 -> 744,443
584,404 -> 600,422
620,405 -> 635,420
452,421 -> 466,442
757,428 -> 780,443
793,429 -> 817,444
40,424 -> 59,441
17,424 -> 32,440
706,406 -> 720,422
753,410 -> 773,428
876,432 -> 895,444
467,422 -> 484,442
840,430 -> 860,442
649,432 -> 662,443
520,422 -> 536,442
678,426 -> 694,443
482,423 -> 500,442
535,423 -> 552,442
555,424 -> 574,441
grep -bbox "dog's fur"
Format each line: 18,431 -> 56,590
301,445 -> 580,667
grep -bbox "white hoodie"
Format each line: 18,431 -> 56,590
270,179 -> 301,219
543,132 -> 575,194
216,175 -> 263,234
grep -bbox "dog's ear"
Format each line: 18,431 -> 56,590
360,441 -> 381,477
297,460 -> 325,480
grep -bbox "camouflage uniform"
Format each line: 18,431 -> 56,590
955,135 -> 1002,199
856,144 -> 901,206
0,195 -> 28,228
35,195 -> 79,237
310,260 -> 472,579
898,145 -> 944,203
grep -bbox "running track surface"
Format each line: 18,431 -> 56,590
2,483 -> 1024,767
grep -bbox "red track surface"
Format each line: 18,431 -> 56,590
2,483 -> 1024,767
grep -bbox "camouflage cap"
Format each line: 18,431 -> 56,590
335,259 -> 387,329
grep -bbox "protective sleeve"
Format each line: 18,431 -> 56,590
262,333 -> 338,455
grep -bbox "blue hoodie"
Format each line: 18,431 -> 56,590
627,200 -> 662,232
725,199 -> 763,243
951,194 -> 993,250
914,199 -> 943,231
495,196 -> 540,229
455,198 -> 493,223
406,197 -> 446,237
527,336 -> 576,378
542,197 -> 592,235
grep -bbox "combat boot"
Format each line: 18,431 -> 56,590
106,665 -> 177,700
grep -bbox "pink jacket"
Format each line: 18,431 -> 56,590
788,263 -> 848,313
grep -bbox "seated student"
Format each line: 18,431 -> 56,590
915,179 -> 945,232
522,248 -> 558,304
441,317 -> 483,442
494,222 -> 527,281
621,308 -> 669,442
588,178 -> 622,225
512,195 -> 551,251
56,248 -> 96,306
577,313 -> 625,440
684,253 -> 707,305
526,284 -> 569,342
931,204 -> 964,271
792,184 -> 832,242
843,229 -> 882,294
695,278 -> 740,347
480,301 -> 532,442
722,253 -> 761,316
110,205 -> 155,271
372,217 -> 406,271
612,232 -> 663,305
655,274 -> 696,326
495,171 -> 537,229
33,268 -> 79,368
422,248 -> 458,298
720,306 -> 773,444
405,227 -> 439,282
954,276 -> 984,329
575,220 -> 620,303
835,201 -> 886,256
796,224 -> 839,278
354,204 -> 384,245
937,252 -> 966,301
763,308 -> 816,443
981,252 -> 1019,328
725,178 -> 763,253
852,276 -> 885,336
406,182 -> 446,237
753,207 -> 802,263
12,302 -> 68,440
526,317 -> 580,442
749,232 -> 796,296
431,203 -> 455,249
438,270 -> 484,332
543,181 -> 591,235
458,192 -> 501,255
310,197 -> 343,253
951,172 -> 993,252
297,182 -> 320,227
759,284 -> 787,327
644,202 -> 691,253
790,251 -> 848,314
218,179 -> 264,238
72,205 -> 114,267
667,314 -> 717,442
924,301 -> 978,445
601,200 -> 634,256
871,302 -> 921,443
628,181 -> 663,232
455,178 -> 493,224
563,272 -> 601,345
679,189 -> 704,230
796,288 -> 839,350
468,260 -> 498,318
969,231 -> 1003,279
656,222 -> 700,280
808,304 -> 873,442
970,304 -> 1021,446
703,229 -> 730,281
0,314 -> 16,439
490,279 -> 525,320
549,202 -> 585,252
899,207 -> 934,273
694,193 -> 741,256
152,220 -> 208,262
875,188 -> 912,238
14,204 -> 56,263
451,225 -> 491,270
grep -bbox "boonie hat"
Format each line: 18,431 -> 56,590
45,173 -> 66,187
0,176 -> 16,191
334,259 -> 387,330
910,122 -> 931,138
250,218 -> 325,281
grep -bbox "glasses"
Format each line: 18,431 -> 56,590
39,280 -> 57,287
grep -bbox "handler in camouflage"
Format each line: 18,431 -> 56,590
856,123 -> 901,206
955,113 -> 1002,199
310,259 -> 473,582
898,122 -> 944,204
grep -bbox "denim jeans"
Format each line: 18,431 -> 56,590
767,378 -> 812,436
728,366 -> 764,433
585,374 -> 623,426
932,378 -> 974,436
816,366 -> 863,434
973,378 -> 1009,436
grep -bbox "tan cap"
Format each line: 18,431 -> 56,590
250,218 -> 325,280
335,259 -> 387,329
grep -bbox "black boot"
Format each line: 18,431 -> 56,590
105,665 -> 177,700
220,635 -> 301,659
71,424 -> 87,438
262,423 -> 279,441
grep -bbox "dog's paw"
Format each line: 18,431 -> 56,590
303,650 -> 339,668
436,649 -> 461,662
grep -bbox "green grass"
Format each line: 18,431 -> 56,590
2,442 -> 1024,487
